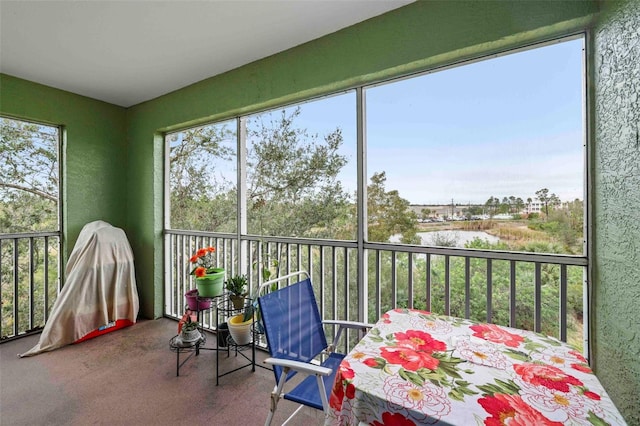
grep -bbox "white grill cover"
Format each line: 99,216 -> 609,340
19,221 -> 139,357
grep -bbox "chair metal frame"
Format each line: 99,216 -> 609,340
257,271 -> 371,426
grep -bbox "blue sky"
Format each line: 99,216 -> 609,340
185,37 -> 585,206
291,37 -> 584,205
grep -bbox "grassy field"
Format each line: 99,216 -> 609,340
418,219 -> 565,252
416,218 -> 585,350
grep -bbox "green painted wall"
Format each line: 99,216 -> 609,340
5,0 -> 639,421
0,74 -> 128,265
593,1 -> 640,424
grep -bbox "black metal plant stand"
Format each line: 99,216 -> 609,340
169,293 -> 260,382
215,296 -> 256,385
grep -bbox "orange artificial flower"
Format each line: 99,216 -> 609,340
189,246 -> 218,276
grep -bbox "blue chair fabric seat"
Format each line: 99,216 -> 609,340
257,272 -> 370,426
282,352 -> 344,410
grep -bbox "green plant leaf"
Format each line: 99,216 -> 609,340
242,305 -> 254,322
542,337 -> 562,347
503,349 -> 531,361
448,388 -> 465,401
399,368 -> 424,387
418,368 -> 445,382
586,411 -> 610,426
437,362 -> 462,379
523,341 -> 547,352
476,379 -> 520,396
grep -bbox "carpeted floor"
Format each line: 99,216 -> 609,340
0,318 -> 324,426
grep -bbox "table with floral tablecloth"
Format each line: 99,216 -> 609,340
326,308 -> 626,426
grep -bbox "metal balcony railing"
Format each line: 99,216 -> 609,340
1,227 -> 588,354
164,230 -> 589,353
0,231 -> 61,341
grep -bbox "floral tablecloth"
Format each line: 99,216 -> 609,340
326,308 -> 626,426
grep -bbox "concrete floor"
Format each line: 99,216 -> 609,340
0,318 -> 323,426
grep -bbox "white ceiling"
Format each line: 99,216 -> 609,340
0,0 -> 413,107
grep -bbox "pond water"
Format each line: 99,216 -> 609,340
390,230 -> 499,248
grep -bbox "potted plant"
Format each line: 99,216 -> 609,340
189,246 -> 225,297
225,274 -> 248,309
180,316 -> 202,344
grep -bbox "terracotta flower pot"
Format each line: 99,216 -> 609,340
229,294 -> 245,310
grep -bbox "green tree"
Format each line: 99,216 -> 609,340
465,205 -> 484,217
367,172 -> 419,244
0,118 -> 59,233
1,118 -> 60,337
485,196 -> 500,216
535,188 -> 551,218
168,123 -> 236,231
246,108 -> 351,238
545,199 -> 584,253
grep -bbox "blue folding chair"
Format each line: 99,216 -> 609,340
257,272 -> 371,426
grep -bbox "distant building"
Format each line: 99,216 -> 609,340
525,199 -> 544,214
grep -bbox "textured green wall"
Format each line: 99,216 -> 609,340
593,1 -> 640,424
8,2 -> 638,421
0,74 -> 127,264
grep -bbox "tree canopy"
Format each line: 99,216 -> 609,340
0,118 -> 59,233
367,172 -> 419,244
168,109 -> 420,243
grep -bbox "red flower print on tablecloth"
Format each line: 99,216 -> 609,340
478,393 -> 563,426
364,357 -> 383,368
514,363 -> 583,393
394,308 -> 429,315
329,361 -> 356,411
380,346 -> 440,371
571,363 -> 593,374
582,390 -> 601,401
381,312 -> 392,323
395,330 -> 447,353
470,323 -> 525,348
339,361 -> 355,380
371,411 -> 417,426
569,350 -> 587,364
564,350 -> 592,374
381,375 -> 451,424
